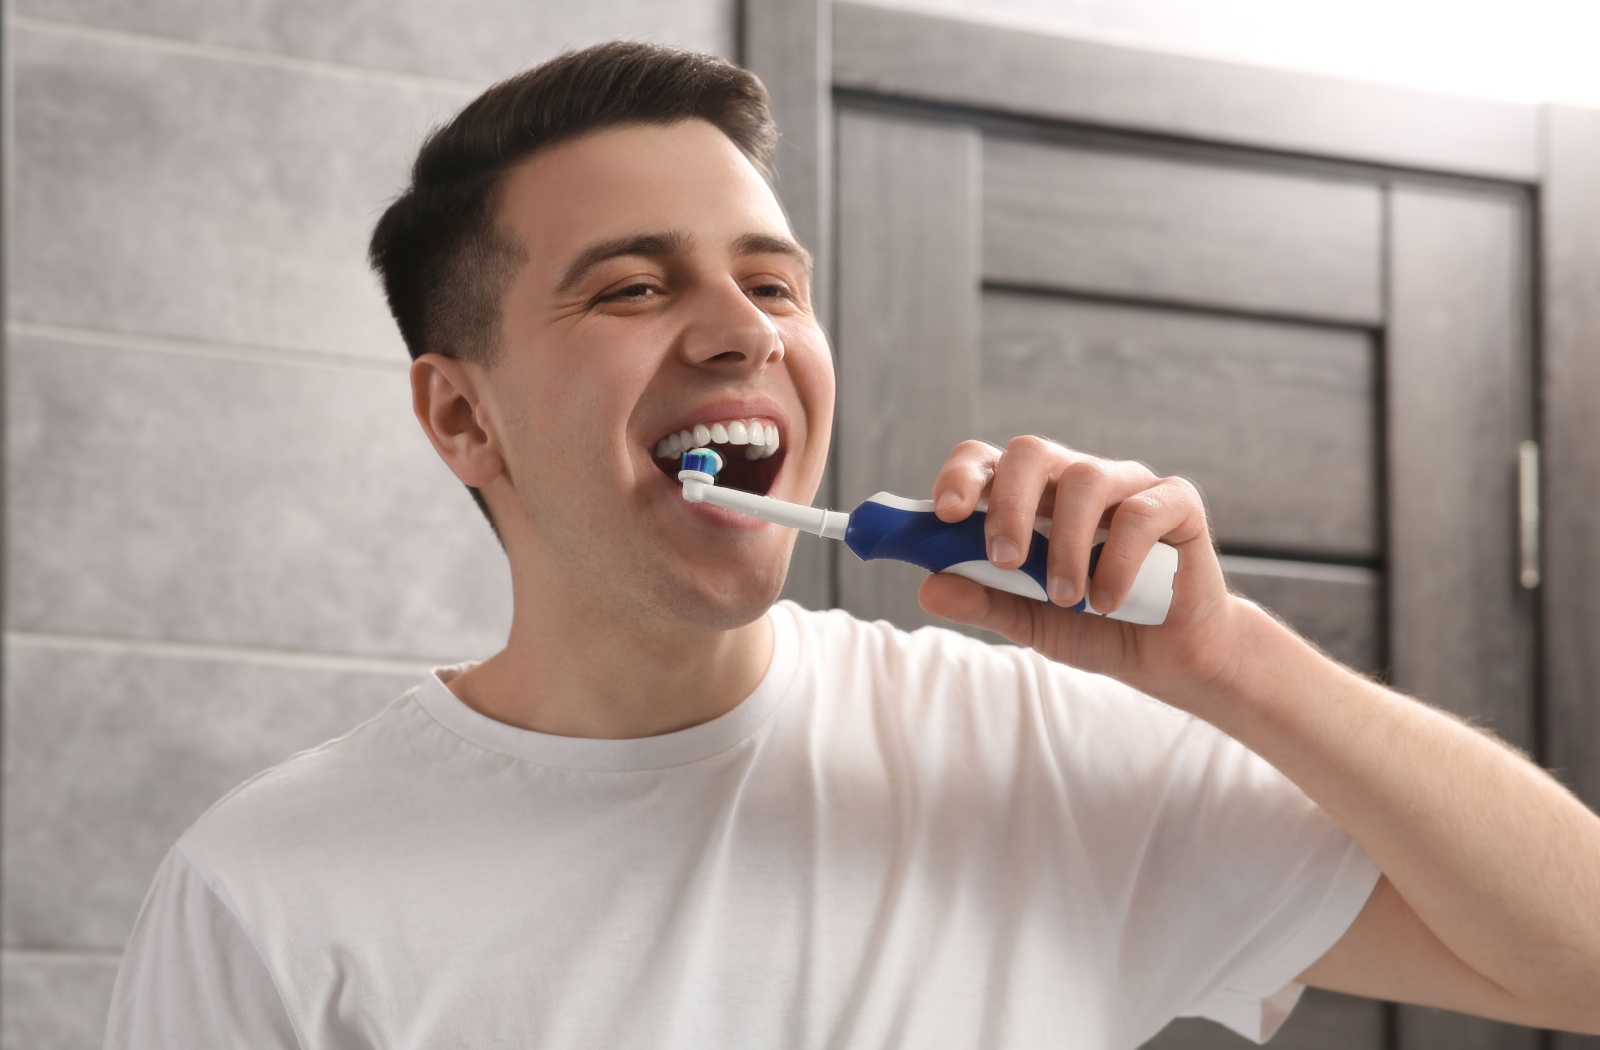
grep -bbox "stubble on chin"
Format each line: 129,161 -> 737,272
633,544 -> 793,635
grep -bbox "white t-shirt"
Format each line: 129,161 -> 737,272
105,601 -> 1379,1049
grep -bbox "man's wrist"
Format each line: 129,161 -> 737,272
1146,596 -> 1325,734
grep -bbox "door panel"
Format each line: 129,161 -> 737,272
1220,556 -> 1382,675
835,108 -> 980,631
1386,185 -> 1537,749
983,137 -> 1384,323
1386,184 -> 1538,1050
978,291 -> 1378,557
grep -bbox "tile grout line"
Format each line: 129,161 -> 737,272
6,320 -> 410,375
9,14 -> 482,96
4,0 -> 14,976
1,948 -> 122,964
4,630 -> 441,677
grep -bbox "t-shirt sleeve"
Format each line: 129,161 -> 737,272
1035,661 -> 1381,1046
104,845 -> 301,1050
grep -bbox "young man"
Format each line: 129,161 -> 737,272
106,43 -> 1600,1048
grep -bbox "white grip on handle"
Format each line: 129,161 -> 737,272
1087,541 -> 1178,625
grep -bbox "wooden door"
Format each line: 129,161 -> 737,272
831,101 -> 1539,1050
747,4 -> 1600,1049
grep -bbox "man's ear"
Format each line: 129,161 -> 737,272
410,353 -> 503,489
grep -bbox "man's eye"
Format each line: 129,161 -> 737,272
606,282 -> 658,300
748,282 -> 793,300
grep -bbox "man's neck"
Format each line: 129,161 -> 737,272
445,593 -> 775,741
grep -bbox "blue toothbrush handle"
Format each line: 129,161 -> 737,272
842,493 -> 1177,626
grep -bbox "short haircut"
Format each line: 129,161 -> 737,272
368,42 -> 779,532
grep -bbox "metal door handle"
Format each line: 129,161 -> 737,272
1518,440 -> 1540,590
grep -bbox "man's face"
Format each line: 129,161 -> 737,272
479,119 -> 835,629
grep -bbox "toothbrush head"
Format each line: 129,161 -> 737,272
677,447 -> 723,503
680,447 -> 723,478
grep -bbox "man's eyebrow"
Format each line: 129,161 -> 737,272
552,229 -> 814,297
733,233 -> 814,275
553,231 -> 690,296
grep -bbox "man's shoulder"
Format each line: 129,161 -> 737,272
176,684 -> 433,879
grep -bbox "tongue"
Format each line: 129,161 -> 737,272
711,448 -> 763,493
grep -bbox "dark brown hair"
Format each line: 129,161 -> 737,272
368,42 -> 779,532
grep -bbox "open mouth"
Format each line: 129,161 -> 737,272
651,417 -> 786,497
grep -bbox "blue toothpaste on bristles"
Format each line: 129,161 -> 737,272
674,446 -> 1178,625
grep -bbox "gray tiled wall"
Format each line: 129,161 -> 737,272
7,331 -> 511,657
11,23 -> 467,362
14,0 -> 735,84
3,639 -> 423,952
1,2 -> 737,1045
0,954 -> 120,1050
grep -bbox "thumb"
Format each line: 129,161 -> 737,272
917,572 -> 1043,648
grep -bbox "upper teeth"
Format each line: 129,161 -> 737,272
655,417 -> 781,461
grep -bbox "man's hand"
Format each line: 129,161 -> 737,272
917,435 -> 1600,1036
917,436 -> 1246,704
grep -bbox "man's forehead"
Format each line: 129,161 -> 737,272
502,121 -> 775,213
488,123 -> 802,292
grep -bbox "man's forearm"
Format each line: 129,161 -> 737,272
1165,599 -> 1600,1027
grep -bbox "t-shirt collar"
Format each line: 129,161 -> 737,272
412,601 -> 801,772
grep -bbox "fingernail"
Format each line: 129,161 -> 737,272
1049,576 -> 1075,604
989,537 -> 1020,565
935,491 -> 961,513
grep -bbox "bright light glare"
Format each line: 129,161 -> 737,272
870,0 -> 1600,107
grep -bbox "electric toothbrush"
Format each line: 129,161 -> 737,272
677,447 -> 1177,625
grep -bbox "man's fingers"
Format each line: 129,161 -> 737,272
930,440 -> 1000,522
1089,476 -> 1207,614
928,437 -> 1188,614
983,436 -> 1060,568
1046,458 -> 1161,607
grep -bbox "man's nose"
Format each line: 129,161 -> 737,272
679,280 -> 785,371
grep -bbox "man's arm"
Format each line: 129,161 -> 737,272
105,847 -> 300,1049
917,436 -> 1600,1036
1197,603 -> 1600,1033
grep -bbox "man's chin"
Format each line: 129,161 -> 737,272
646,562 -> 788,634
